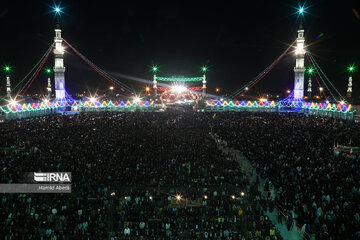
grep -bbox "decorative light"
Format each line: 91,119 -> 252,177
286,90 -> 291,94
319,87 -> 323,91
245,87 -> 249,91
110,192 -> 115,196
204,195 -> 208,199
201,65 -> 208,73
9,98 -> 18,106
307,68 -> 314,74
340,100 -> 345,105
260,98 -> 267,102
347,65 -> 355,73
326,100 -> 329,104
145,87 -> 150,92
43,98 -> 49,104
53,5 -> 62,15
299,8 -> 304,14
216,88 -> 220,92
240,192 -> 245,196
176,195 -> 182,201
3,65 -> 11,73
152,65 -> 158,73
109,86 -> 114,90
231,195 -> 235,199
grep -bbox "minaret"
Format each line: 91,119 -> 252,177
53,19 -> 66,100
153,74 -> 157,96
347,76 -> 352,98
47,77 -> 52,99
307,77 -> 312,98
202,74 -> 206,97
6,76 -> 11,97
294,20 -> 306,99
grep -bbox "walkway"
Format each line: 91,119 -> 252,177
212,133 -> 307,240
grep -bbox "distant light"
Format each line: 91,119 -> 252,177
110,192 -> 115,196
172,85 -> 186,93
109,86 -> 114,90
149,196 -> 153,200
299,8 -> 304,14
245,87 -> 249,91
216,88 -> 220,92
124,196 -> 128,200
231,195 -> 235,199
319,87 -> 323,91
9,99 -> 17,106
340,101 -> 345,105
240,192 -> 245,196
90,97 -> 97,103
220,98 -> 223,101
286,90 -> 291,94
134,96 -> 141,102
204,195 -> 208,199
176,195 -> 182,201
145,87 -> 150,91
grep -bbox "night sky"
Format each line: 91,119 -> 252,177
0,0 -> 359,98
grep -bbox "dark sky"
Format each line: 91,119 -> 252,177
0,0 -> 359,98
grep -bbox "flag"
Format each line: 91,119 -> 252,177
213,113 -> 216,119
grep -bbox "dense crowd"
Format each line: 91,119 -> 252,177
1,111 -> 280,239
0,111 -> 359,239
213,112 -> 360,240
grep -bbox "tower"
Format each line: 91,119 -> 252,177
53,21 -> 66,100
153,74 -> 157,96
294,21 -> 306,99
347,76 -> 352,98
307,77 -> 312,98
202,74 -> 206,97
47,77 -> 52,99
6,76 -> 11,97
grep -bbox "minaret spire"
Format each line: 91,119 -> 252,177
293,12 -> 306,99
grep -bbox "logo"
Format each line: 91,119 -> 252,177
33,172 -> 71,182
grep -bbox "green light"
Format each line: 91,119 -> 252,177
307,68 -> 314,74
201,65 -> 208,73
348,65 -> 355,73
45,68 -> 52,74
3,65 -> 11,73
152,65 -> 158,73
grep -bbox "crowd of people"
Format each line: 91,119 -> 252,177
213,112 -> 360,240
1,111 -> 281,239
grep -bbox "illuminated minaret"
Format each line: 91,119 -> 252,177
294,20 -> 306,99
307,77 -> 312,98
347,65 -> 355,98
347,76 -> 352,98
201,66 -> 207,97
152,66 -> 158,96
6,76 -> 11,97
53,8 -> 65,100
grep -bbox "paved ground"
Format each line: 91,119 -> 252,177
212,134 -> 306,240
